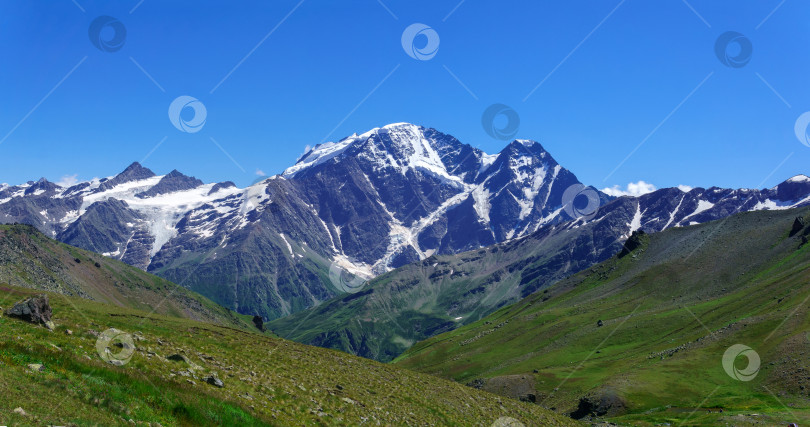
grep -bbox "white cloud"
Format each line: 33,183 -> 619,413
255,169 -> 266,177
55,174 -> 79,188
677,185 -> 693,193
602,180 -> 657,197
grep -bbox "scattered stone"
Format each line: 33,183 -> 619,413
167,354 -> 190,363
65,329 -> 73,335
87,329 -> 100,338
466,379 -> 485,390
27,363 -> 44,372
341,397 -> 356,405
5,295 -> 53,328
113,341 -> 135,351
13,407 -> 26,416
203,373 -> 224,388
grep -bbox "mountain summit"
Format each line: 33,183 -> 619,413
1,123 -> 809,321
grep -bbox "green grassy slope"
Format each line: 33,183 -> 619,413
0,224 -> 255,330
267,216 -> 618,362
0,285 -> 575,426
395,208 -> 810,426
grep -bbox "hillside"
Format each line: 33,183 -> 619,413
0,224 -> 254,330
0,284 -> 575,426
268,181 -> 810,363
394,207 -> 810,425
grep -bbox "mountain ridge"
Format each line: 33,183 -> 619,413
1,122 -> 809,322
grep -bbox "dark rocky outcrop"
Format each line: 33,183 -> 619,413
618,230 -> 645,258
252,315 -> 265,332
791,216 -> 806,237
6,295 -> 53,329
570,390 -> 627,419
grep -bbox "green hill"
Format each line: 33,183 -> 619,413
0,284 -> 575,426
0,224 -> 254,330
395,207 -> 810,426
267,211 -> 620,362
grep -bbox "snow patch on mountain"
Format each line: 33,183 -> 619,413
282,140 -> 354,178
628,203 -> 642,234
787,175 -> 810,183
78,175 -> 244,256
663,195 -> 685,229
680,200 -> 715,224
752,199 -> 794,211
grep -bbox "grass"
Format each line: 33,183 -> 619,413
395,208 -> 810,425
0,284 -> 576,426
0,224 -> 256,331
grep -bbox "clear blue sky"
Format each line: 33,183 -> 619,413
1,0 -> 808,191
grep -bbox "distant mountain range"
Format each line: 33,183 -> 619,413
1,123 -> 809,322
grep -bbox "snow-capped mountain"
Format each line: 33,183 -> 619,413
1,123 -> 809,320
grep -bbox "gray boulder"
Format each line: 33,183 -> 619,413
6,295 -> 53,329
203,373 -> 224,388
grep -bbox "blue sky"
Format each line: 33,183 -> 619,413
0,0 -> 808,193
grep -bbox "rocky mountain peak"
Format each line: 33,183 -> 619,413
774,174 -> 810,202
135,170 -> 203,199
98,162 -> 156,192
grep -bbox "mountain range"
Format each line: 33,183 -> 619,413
2,123 -> 809,324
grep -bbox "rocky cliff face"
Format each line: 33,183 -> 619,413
1,123 -> 809,321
